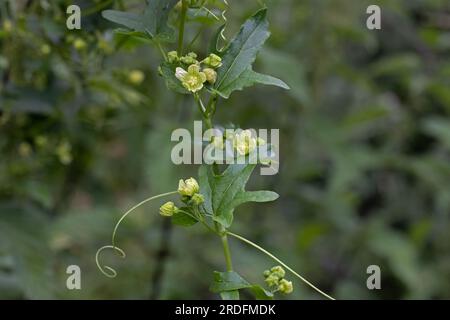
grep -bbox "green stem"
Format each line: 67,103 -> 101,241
196,93 -> 234,273
177,0 -> 188,55
227,231 -> 336,300
221,234 -> 233,271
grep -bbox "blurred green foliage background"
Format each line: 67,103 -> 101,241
1,0 -> 450,299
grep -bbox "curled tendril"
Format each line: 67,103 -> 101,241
95,245 -> 126,278
95,191 -> 178,278
218,0 -> 229,52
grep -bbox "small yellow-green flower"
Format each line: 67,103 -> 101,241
160,201 -> 178,217
167,51 -> 179,63
178,177 -> 200,197
129,70 -> 145,85
175,64 -> 207,93
202,53 -> 222,68
233,130 -> 257,156
278,279 -> 293,294
203,68 -> 217,84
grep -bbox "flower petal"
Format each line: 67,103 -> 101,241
175,67 -> 187,80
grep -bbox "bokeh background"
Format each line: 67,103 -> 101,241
1,0 -> 450,299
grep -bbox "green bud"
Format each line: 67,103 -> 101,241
263,270 -> 271,278
180,52 -> 198,65
203,68 -> 217,84
160,201 -> 178,217
202,53 -> 222,68
264,274 -> 280,287
270,266 -> 286,279
191,193 -> 204,205
167,51 -> 179,64
178,177 -> 200,197
278,279 -> 293,294
187,52 -> 198,59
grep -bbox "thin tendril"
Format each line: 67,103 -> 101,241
218,0 -> 229,52
95,245 -> 126,278
111,191 -> 178,247
96,191 -> 178,278
227,231 -> 336,300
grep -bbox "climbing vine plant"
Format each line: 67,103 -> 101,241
95,0 -> 334,300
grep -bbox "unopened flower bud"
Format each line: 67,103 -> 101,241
191,193 -> 204,205
202,53 -> 222,68
278,279 -> 293,294
160,201 -> 178,217
203,68 -> 217,84
167,51 -> 179,64
270,266 -> 286,279
178,177 -> 200,197
180,52 -> 198,65
264,274 -> 279,287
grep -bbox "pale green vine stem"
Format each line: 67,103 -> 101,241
227,231 -> 336,300
111,191 -> 178,247
96,191 -> 178,278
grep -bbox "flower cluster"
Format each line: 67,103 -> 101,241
263,266 -> 293,294
214,129 -> 266,156
159,178 -> 204,217
168,51 -> 222,93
